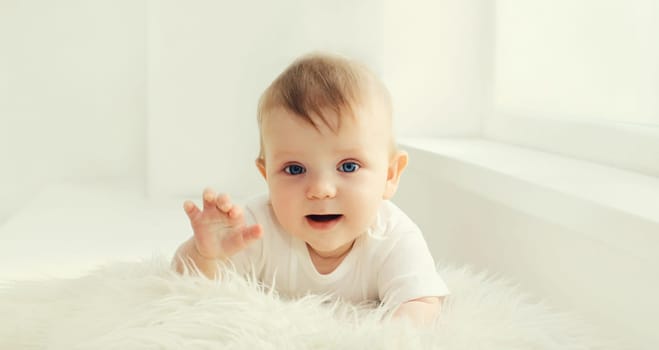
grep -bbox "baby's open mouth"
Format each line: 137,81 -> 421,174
306,214 -> 343,223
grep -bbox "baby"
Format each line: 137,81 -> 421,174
173,52 -> 449,325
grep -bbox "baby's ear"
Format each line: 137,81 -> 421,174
256,158 -> 267,180
383,151 -> 408,199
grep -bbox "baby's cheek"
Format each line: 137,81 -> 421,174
349,176 -> 386,197
268,178 -> 291,199
269,187 -> 298,219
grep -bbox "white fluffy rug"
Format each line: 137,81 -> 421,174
0,257 -> 609,349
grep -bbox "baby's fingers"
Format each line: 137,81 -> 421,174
221,224 -> 263,255
215,193 -> 233,213
241,224 -> 263,242
217,196 -> 246,226
202,188 -> 218,212
226,203 -> 244,221
183,200 -> 201,221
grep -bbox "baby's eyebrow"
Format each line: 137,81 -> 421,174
268,153 -> 305,166
269,147 -> 369,161
269,151 -> 302,160
334,147 -> 370,159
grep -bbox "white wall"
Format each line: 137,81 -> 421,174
492,0 -> 659,125
486,0 -> 659,176
0,0 -> 147,224
382,0 -> 491,138
1,1 -> 489,223
146,0 -> 384,198
147,0 -> 488,198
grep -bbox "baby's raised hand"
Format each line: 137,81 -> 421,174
183,188 -> 263,261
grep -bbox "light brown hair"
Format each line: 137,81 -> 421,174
256,53 -> 393,160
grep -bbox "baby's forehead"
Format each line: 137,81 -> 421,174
263,98 -> 390,136
268,79 -> 391,121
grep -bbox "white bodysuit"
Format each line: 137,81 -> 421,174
230,194 -> 450,308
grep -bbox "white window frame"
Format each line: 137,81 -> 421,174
482,112 -> 659,178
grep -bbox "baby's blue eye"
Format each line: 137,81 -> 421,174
284,164 -> 306,175
338,162 -> 360,173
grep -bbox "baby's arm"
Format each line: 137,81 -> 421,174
172,188 -> 263,279
393,296 -> 444,326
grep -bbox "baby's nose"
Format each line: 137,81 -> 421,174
306,175 -> 337,199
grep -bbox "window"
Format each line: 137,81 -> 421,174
486,0 -> 659,176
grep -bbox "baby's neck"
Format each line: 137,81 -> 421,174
306,240 -> 355,275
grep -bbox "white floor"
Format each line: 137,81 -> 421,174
0,182 -> 190,281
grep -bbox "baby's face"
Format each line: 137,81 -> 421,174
259,101 -> 393,257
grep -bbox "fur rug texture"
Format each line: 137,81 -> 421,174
0,257 -> 609,350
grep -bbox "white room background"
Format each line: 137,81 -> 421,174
1,0 -> 657,219
146,0 -> 490,198
488,0 -> 659,176
2,1 -> 658,347
1,1 -> 147,223
0,0 -> 490,222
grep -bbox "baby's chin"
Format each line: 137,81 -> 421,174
305,238 -> 356,257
